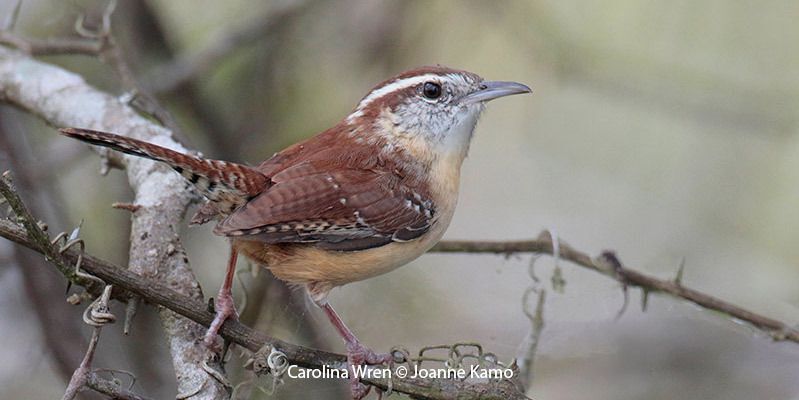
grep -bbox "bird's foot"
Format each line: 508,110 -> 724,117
347,340 -> 393,365
345,341 -> 392,399
203,291 -> 239,352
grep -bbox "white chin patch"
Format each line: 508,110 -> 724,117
438,105 -> 482,156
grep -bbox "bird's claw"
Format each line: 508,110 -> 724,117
345,341 -> 392,399
203,291 -> 239,352
347,341 -> 393,365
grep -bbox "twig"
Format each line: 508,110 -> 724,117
76,0 -> 184,137
62,285 -> 115,400
517,256 -> 546,388
432,236 -> 799,344
0,217 -> 529,400
61,326 -> 102,400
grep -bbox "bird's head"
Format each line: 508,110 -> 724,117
345,66 -> 531,161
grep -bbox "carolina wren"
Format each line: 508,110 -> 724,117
61,65 -> 530,398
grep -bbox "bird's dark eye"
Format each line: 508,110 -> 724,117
422,82 -> 442,99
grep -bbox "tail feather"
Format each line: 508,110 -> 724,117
60,128 -> 270,212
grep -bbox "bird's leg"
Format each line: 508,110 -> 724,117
203,247 -> 239,351
319,301 -> 392,399
320,302 -> 393,364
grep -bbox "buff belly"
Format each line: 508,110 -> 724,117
235,201 -> 454,302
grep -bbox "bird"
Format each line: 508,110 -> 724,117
60,65 -> 530,398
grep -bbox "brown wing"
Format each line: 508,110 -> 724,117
214,162 -> 435,251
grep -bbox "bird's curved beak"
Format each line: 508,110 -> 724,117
461,80 -> 532,105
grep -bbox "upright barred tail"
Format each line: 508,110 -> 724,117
59,128 -> 270,211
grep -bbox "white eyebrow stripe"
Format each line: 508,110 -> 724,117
355,74 -> 441,111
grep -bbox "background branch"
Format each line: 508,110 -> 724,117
432,238 -> 799,344
144,0 -> 314,94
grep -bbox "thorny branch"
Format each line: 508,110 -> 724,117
0,171 -> 104,295
0,205 -> 528,400
431,237 -> 799,344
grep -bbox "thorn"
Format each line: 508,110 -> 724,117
550,266 -> 566,293
74,0 -> 117,39
674,257 -> 686,286
98,148 -> 111,176
99,0 -> 117,36
117,90 -> 137,104
542,228 -> 566,293
124,297 -> 139,335
112,202 -> 141,213
615,284 -> 630,320
207,297 -> 215,313
640,288 -> 650,312
74,14 -> 94,38
527,255 -> 540,283
598,250 -> 623,273
69,220 -> 83,240
770,329 -> 788,341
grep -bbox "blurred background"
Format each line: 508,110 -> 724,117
0,0 -> 797,399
